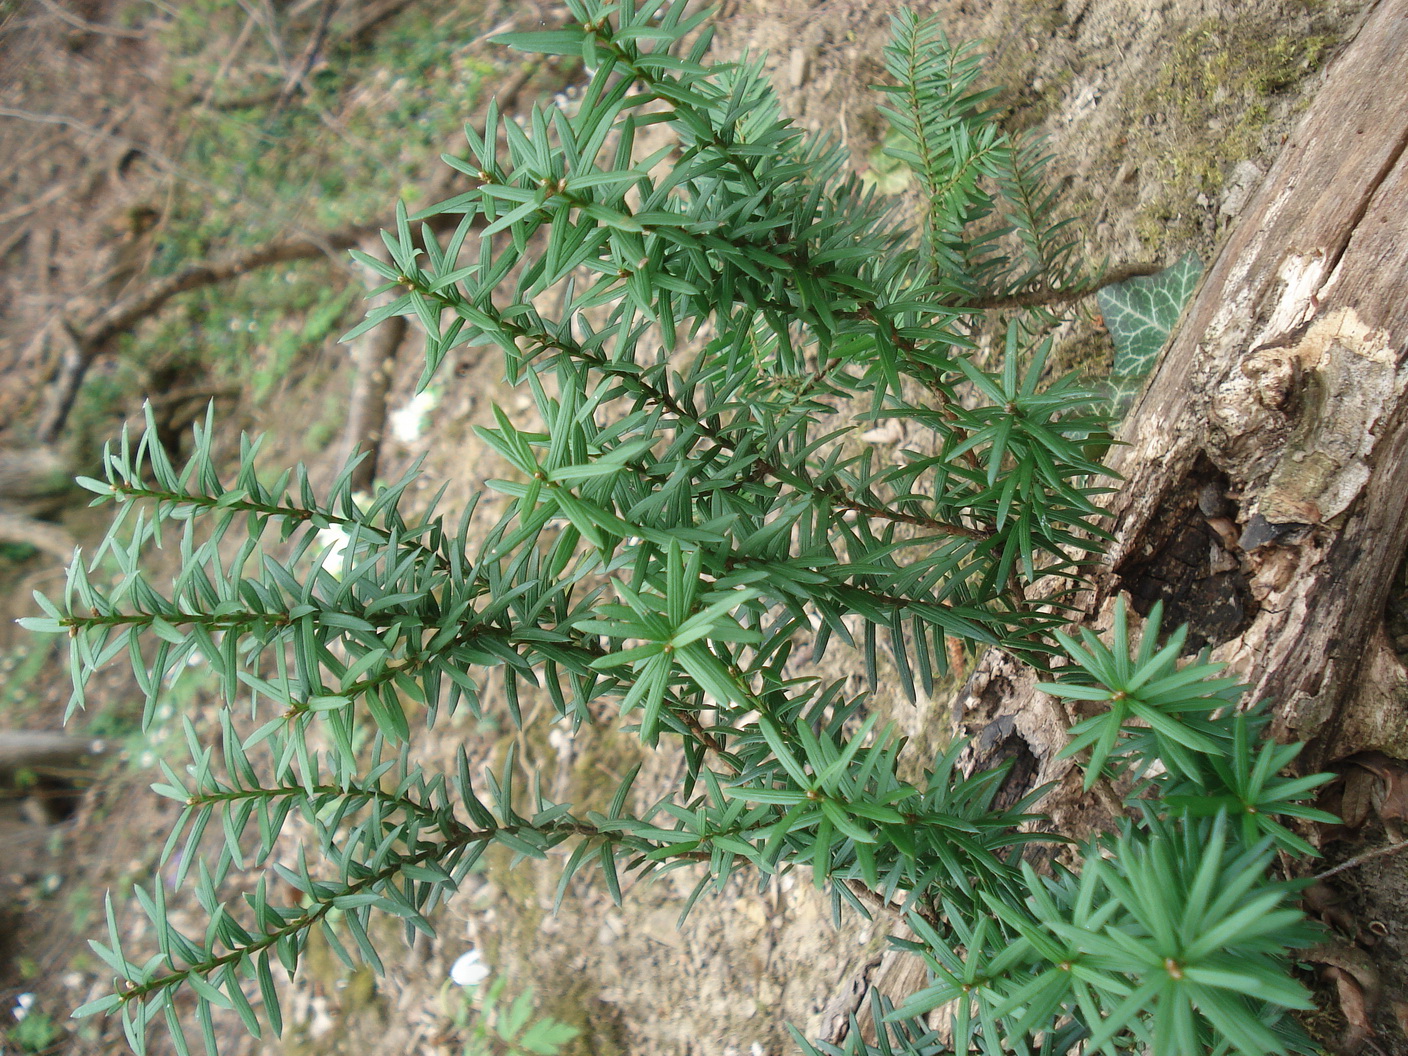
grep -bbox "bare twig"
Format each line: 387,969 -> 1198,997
0,106 -> 213,190
1314,840 -> 1408,881
36,223 -> 383,443
275,0 -> 339,110
196,10 -> 260,111
951,262 -> 1166,312
340,0 -> 419,48
0,225 -> 30,263
34,60 -> 545,444
0,181 -> 70,226
841,878 -> 940,927
250,0 -> 292,83
33,0 -> 146,38
85,226 -> 384,347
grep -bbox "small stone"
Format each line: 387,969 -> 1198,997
788,48 -> 809,88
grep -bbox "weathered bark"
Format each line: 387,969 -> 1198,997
944,0 -> 1408,823
847,0 -> 1408,1041
1104,0 -> 1408,768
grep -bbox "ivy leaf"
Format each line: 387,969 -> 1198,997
1097,252 -> 1204,379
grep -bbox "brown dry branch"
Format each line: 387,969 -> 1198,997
32,60 -> 540,448
254,0 -> 294,87
0,180 -> 71,227
953,261 -> 1165,312
195,10 -> 262,112
339,0 -> 423,49
1315,840 -> 1408,882
34,66 -> 552,464
274,0 -> 341,111
342,311 -> 408,491
199,0 -> 418,110
34,221 -> 385,443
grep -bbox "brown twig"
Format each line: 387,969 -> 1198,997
1314,840 -> 1408,881
195,10 -> 260,112
0,106 -> 209,190
339,0 -> 419,48
342,313 -> 407,491
950,263 -> 1165,312
35,56 -> 548,445
274,0 -> 339,111
842,878 -> 941,927
33,0 -> 146,38
36,223 -> 383,443
252,0 -> 293,86
0,181 -> 70,227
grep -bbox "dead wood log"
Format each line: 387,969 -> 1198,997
840,0 -> 1408,1038
1102,0 -> 1408,769
938,0 -> 1408,835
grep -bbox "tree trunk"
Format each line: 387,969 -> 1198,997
949,0 -> 1408,835
1104,0 -> 1408,767
851,0 -> 1408,1045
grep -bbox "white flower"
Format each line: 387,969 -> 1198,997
12,992 -> 34,1021
389,390 -> 440,444
450,948 -> 490,987
315,525 -> 352,577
